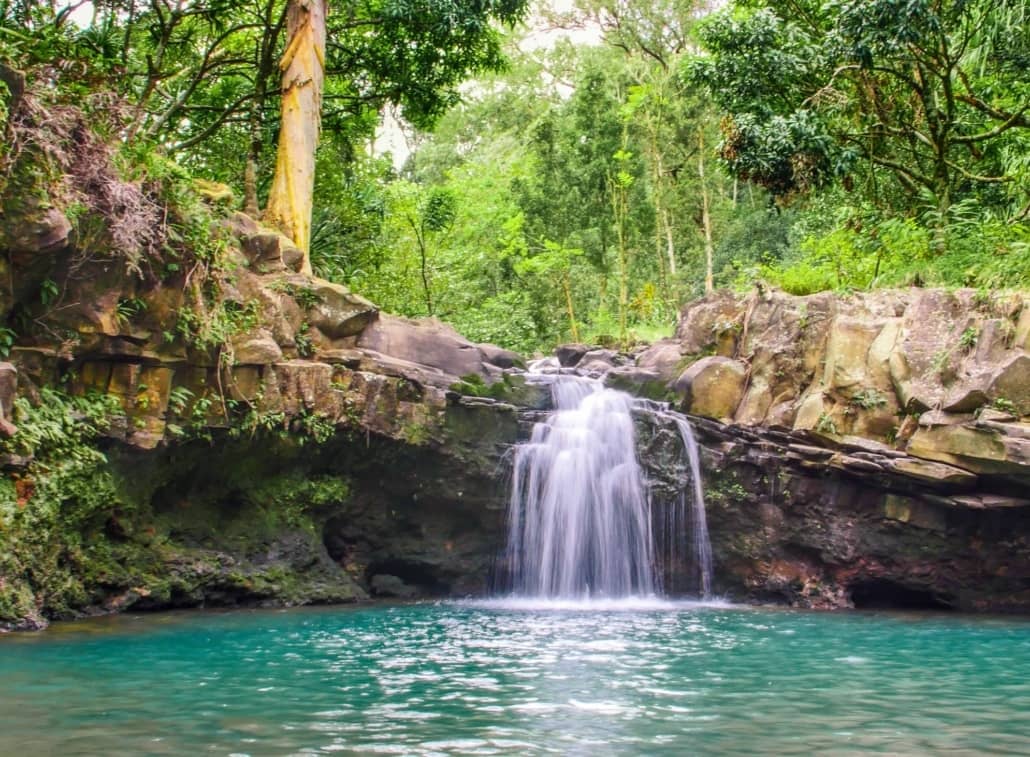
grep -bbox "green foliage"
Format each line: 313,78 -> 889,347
294,322 -> 315,358
116,297 -> 147,326
850,389 -> 888,410
243,473 -> 350,530
0,388 -> 124,621
0,327 -> 15,358
959,326 -> 979,352
292,410 -> 336,445
989,397 -> 1017,415
449,372 -> 518,401
5,388 -> 120,463
690,0 -> 1030,261
176,297 -> 260,354
815,412 -> 839,435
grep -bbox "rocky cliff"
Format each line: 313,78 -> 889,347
627,289 -> 1030,610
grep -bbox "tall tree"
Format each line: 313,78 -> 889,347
690,0 -> 1030,251
265,0 -> 327,271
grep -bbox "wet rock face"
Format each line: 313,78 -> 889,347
637,411 -> 1030,612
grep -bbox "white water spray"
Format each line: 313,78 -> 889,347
503,362 -> 713,599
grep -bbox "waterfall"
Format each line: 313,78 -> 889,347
669,416 -> 713,598
503,363 -> 713,599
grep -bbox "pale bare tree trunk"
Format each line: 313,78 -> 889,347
651,146 -> 676,277
698,126 -> 714,295
265,0 -> 327,274
662,208 -> 676,277
562,275 -> 579,342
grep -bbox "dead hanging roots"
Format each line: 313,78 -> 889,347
1,72 -> 165,278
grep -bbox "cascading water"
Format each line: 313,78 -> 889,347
666,415 -> 713,598
503,360 -> 713,599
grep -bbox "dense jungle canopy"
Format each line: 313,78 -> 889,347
2,0 -> 1028,353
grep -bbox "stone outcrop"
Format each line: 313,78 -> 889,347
635,288 -> 1030,491
627,287 -> 1030,611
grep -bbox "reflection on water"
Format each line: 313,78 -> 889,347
1,602 -> 1029,755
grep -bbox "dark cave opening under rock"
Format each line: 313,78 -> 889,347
850,579 -> 953,610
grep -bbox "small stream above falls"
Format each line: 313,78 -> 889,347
501,359 -> 713,599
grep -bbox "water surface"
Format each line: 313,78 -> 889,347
1,601 -> 1028,755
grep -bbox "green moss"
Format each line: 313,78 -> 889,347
0,392 -> 360,627
449,372 -> 544,405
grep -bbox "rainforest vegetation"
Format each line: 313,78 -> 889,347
2,0 -> 1028,354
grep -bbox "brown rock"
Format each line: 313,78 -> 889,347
578,349 -> 621,375
942,387 -> 989,413
883,494 -> 947,532
635,339 -> 683,383
673,356 -> 747,420
888,457 -> 978,489
908,424 -> 1030,476
232,330 -> 283,365
676,291 -> 743,353
4,204 -> 72,255
0,362 -> 17,422
988,354 -> 1030,416
294,278 -> 378,341
1013,304 -> 1030,352
242,231 -> 302,273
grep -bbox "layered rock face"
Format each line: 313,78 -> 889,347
0,207 -> 532,630
632,289 -> 1030,610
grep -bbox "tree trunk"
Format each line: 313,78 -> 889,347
698,126 -> 714,295
662,208 -> 676,278
265,0 -> 327,274
419,234 -> 434,316
562,275 -> 579,342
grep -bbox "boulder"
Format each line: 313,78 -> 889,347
821,316 -> 884,393
1014,305 -> 1030,352
675,290 -> 743,353
733,291 -> 835,426
6,206 -> 72,255
242,230 -> 304,273
635,339 -> 684,384
987,354 -> 1030,416
907,424 -> 1030,477
673,356 -> 747,420
555,343 -> 590,367
604,366 -> 667,400
298,278 -> 378,341
357,314 -> 486,381
478,343 -> 523,369
577,349 -> 623,376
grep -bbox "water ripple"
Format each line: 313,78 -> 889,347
1,603 -> 1029,755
